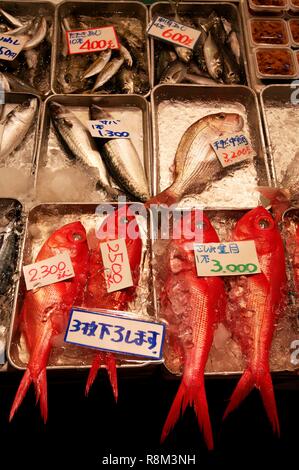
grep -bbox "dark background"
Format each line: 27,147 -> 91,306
0,367 -> 298,468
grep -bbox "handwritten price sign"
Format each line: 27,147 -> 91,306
100,238 -> 133,293
0,34 -> 28,61
147,15 -> 201,50
23,252 -> 75,290
88,119 -> 130,139
65,308 -> 165,360
194,240 -> 261,277
212,132 -> 256,168
66,26 -> 119,55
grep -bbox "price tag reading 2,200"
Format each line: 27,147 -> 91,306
65,308 -> 165,360
147,15 -> 202,50
212,132 -> 256,168
194,240 -> 261,277
88,120 -> 130,139
100,238 -> 133,293
66,26 -> 119,55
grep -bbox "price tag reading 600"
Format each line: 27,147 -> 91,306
100,238 -> 133,293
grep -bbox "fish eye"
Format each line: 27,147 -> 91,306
218,114 -> 225,120
257,217 -> 273,230
72,232 -> 83,241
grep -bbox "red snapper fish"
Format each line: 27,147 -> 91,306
223,207 -> 287,434
160,211 -> 226,450
10,221 -> 89,422
84,205 -> 142,400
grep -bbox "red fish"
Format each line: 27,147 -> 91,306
223,207 -> 287,434
10,222 -> 89,422
294,223 -> 299,295
84,205 -> 142,400
160,211 -> 226,450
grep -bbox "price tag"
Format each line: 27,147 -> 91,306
194,240 -> 261,277
0,34 -> 28,61
66,26 -> 119,55
147,15 -> 201,50
65,308 -> 165,360
88,119 -> 130,139
211,133 -> 256,168
23,252 -> 75,290
100,238 -> 133,293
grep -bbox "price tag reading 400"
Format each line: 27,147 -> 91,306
194,240 -> 261,277
67,26 -> 119,55
147,15 -> 202,50
100,238 -> 133,293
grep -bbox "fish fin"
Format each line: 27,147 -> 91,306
257,186 -> 291,222
223,369 -> 254,421
145,188 -> 178,208
35,368 -> 48,424
9,368 -> 32,421
104,352 -> 118,403
85,353 -> 102,396
161,379 -> 214,450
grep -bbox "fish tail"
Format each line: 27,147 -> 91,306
161,378 -> 214,450
104,352 -> 118,403
85,353 -> 102,396
145,188 -> 178,208
10,367 -> 48,423
223,367 -> 280,435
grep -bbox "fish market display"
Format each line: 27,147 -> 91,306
154,10 -> 245,85
10,221 -> 89,422
90,104 -> 149,201
84,205 -> 142,399
149,112 -> 244,206
158,210 -> 226,449
224,207 -> 287,433
0,6 -> 53,95
56,12 -> 149,95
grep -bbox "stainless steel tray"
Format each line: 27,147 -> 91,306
149,1 -> 250,87
151,207 -> 299,376
151,84 -> 270,208
7,202 -> 157,371
52,0 -> 151,95
35,93 -> 152,203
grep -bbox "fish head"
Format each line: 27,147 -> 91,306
209,112 -> 244,134
233,206 -> 279,255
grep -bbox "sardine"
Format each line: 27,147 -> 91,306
160,60 -> 187,84
221,17 -> 232,36
81,49 -> 112,79
0,98 -> 37,159
203,32 -> 223,81
147,113 -> 244,206
23,17 -> 47,51
227,31 -> 241,65
90,104 -> 150,201
222,45 -> 240,84
119,44 -> 133,67
0,8 -> 23,27
0,72 -> 10,120
156,48 -> 177,80
49,102 -> 119,199
118,68 -> 134,94
92,56 -> 124,92
185,73 -> 219,85
1,71 -> 41,95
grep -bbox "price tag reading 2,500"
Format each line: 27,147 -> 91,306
100,238 -> 133,293
194,240 -> 261,277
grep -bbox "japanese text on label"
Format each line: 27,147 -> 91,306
147,15 -> 201,50
212,133 -> 256,168
66,26 -> 119,55
88,120 -> 130,139
0,34 -> 28,61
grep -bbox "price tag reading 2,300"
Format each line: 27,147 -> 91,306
194,240 -> 261,277
147,15 -> 202,50
100,238 -> 133,293
23,252 -> 75,290
66,26 -> 119,55
212,132 -> 256,168
88,120 -> 130,139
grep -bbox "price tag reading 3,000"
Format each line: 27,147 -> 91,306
194,240 -> 261,277
100,238 -> 133,293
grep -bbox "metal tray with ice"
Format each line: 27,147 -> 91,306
35,94 -> 152,203
7,202 -> 157,371
151,84 -> 270,209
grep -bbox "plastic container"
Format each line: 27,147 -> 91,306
254,47 -> 298,79
249,0 -> 288,13
289,19 -> 299,47
249,18 -> 290,46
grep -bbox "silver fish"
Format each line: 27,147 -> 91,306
23,17 -> 47,51
0,72 -> 10,120
0,98 -> 37,159
1,72 -> 40,95
81,49 -> 112,79
227,31 -> 241,65
118,68 -> 134,94
203,32 -> 223,81
222,46 -> 240,84
185,73 -> 219,85
119,44 -> 133,67
0,219 -> 18,295
174,46 -> 192,63
149,113 -> 244,205
0,8 -> 23,27
90,104 -> 150,201
157,48 -> 177,80
160,60 -> 187,84
49,102 -> 119,198
221,17 -> 232,36
92,56 -> 124,92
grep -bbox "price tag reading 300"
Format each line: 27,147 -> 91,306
100,238 -> 133,293
194,240 -> 261,277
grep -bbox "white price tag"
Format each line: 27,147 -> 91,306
211,132 -> 256,168
66,26 -> 119,55
147,15 -> 201,50
23,252 -> 75,290
100,238 -> 133,293
0,34 -> 28,61
88,119 -> 130,139
194,240 -> 261,277
65,308 -> 165,360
